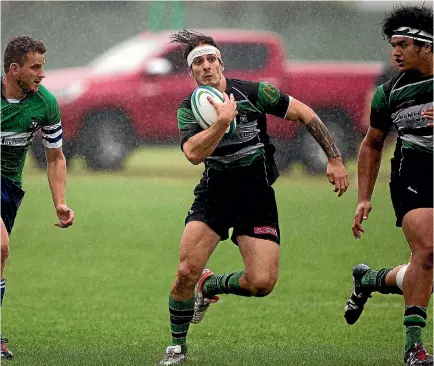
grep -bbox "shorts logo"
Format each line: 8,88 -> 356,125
254,226 -> 278,237
407,186 -> 418,194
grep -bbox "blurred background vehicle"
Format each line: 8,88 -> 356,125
32,29 -> 381,173
1,1 -> 416,173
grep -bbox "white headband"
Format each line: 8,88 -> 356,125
187,45 -> 222,68
392,27 -> 433,43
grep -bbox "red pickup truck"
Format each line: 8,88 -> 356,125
35,29 -> 382,173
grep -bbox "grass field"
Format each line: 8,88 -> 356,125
2,147 -> 432,365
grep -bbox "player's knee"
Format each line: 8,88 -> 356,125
1,239 -> 9,262
175,262 -> 202,288
248,275 -> 277,297
422,250 -> 433,271
412,247 -> 433,271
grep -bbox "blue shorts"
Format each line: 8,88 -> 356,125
1,176 -> 25,235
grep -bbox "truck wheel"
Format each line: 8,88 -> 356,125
272,138 -> 294,173
30,134 -> 74,169
80,110 -> 134,171
300,109 -> 356,175
29,133 -> 46,169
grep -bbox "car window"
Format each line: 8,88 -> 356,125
164,48 -> 188,74
163,43 -> 268,74
219,43 -> 268,71
90,36 -> 164,74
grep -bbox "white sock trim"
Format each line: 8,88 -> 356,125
396,264 -> 408,291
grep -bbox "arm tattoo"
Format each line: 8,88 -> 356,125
305,116 -> 341,159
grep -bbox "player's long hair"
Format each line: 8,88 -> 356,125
382,4 -> 433,50
169,29 -> 220,60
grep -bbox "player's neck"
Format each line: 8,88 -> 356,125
2,74 -> 26,100
216,76 -> 227,93
417,61 -> 433,77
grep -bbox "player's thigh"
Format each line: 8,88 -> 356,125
237,235 -> 279,282
402,208 -> 433,254
178,220 -> 221,274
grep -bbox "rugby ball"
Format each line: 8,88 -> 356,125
191,86 -> 237,134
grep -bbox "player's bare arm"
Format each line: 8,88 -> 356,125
183,93 -> 238,165
352,126 -> 389,238
285,98 -> 349,196
45,147 -> 74,228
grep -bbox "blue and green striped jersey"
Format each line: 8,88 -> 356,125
1,81 -> 62,186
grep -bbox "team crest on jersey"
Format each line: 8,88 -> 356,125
26,118 -> 39,133
237,114 -> 248,124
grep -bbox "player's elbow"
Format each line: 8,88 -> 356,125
360,137 -> 382,153
46,147 -> 66,165
183,145 -> 204,165
361,127 -> 388,152
184,150 -> 203,165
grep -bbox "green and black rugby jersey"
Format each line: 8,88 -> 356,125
370,70 -> 433,154
1,80 -> 62,187
177,78 -> 291,176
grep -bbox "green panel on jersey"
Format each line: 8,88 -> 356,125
177,107 -> 196,130
1,84 -> 61,186
256,82 -> 283,114
389,79 -> 432,104
370,85 -> 388,112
